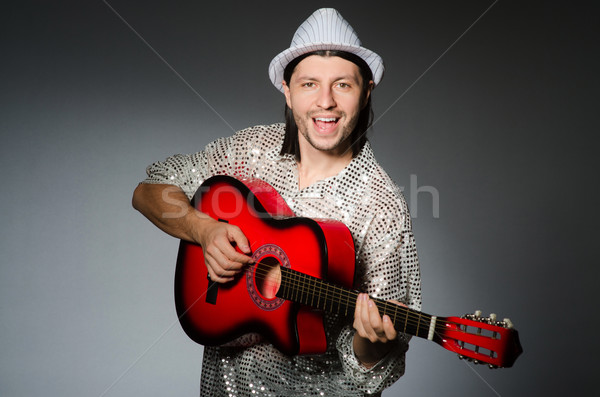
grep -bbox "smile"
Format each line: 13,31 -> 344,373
313,117 -> 340,133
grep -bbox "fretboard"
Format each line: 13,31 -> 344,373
276,266 -> 440,341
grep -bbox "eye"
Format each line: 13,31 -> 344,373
337,82 -> 350,89
302,82 -> 315,88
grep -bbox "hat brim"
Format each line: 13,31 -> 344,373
268,42 -> 384,93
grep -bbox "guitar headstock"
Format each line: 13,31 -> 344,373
438,310 -> 523,368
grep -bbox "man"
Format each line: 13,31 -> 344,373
133,8 -> 421,396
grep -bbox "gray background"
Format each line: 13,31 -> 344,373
1,1 -> 598,396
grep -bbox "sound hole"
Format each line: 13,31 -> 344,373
255,256 -> 281,300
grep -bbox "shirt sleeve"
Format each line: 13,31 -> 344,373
140,126 -> 263,200
336,196 -> 422,394
142,151 -> 209,201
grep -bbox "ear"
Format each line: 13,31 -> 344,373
282,80 -> 292,109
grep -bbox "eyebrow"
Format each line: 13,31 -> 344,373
294,74 -> 361,83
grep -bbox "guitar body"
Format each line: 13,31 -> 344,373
175,175 -> 356,355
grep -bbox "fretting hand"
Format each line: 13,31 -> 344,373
352,293 -> 404,368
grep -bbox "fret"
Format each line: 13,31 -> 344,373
316,279 -> 322,309
332,286 -> 338,312
308,275 -> 315,306
318,276 -> 325,309
299,273 -> 308,305
326,284 -> 332,312
316,282 -> 321,310
310,275 -> 316,307
325,282 -> 330,311
420,313 -> 430,339
293,270 -> 299,302
347,291 -> 356,316
345,291 -> 351,316
331,286 -> 338,313
308,276 -> 314,306
289,272 -> 296,300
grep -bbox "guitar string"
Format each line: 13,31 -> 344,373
252,263 -> 445,334
251,263 -> 398,316
248,261 -> 447,333
275,263 -> 506,364
248,261 -> 505,339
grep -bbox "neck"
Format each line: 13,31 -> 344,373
297,137 -> 353,191
275,266 -> 436,340
297,152 -> 352,190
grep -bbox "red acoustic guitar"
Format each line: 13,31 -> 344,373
175,175 -> 522,368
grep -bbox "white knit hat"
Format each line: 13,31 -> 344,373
268,8 -> 384,93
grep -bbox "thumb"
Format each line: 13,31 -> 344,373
390,299 -> 407,308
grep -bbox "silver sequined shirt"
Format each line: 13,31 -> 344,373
142,123 -> 421,396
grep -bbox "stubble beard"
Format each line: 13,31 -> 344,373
294,110 -> 360,155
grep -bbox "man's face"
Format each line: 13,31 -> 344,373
283,55 -> 373,157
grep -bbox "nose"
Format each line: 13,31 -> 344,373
316,86 -> 336,109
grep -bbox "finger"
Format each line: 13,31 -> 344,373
213,246 -> 248,270
216,236 -> 254,265
382,315 -> 398,341
204,248 -> 242,279
205,253 -> 238,278
366,299 -> 386,339
209,237 -> 250,269
390,299 -> 406,308
359,298 -> 379,342
353,294 -> 367,335
206,262 -> 234,284
228,226 -> 252,254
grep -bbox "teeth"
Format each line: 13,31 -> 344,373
315,117 -> 337,122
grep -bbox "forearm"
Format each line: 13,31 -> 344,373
132,182 -> 213,243
336,326 -> 408,394
352,294 -> 401,368
352,332 -> 398,369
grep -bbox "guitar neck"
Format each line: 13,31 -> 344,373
276,266 -> 441,342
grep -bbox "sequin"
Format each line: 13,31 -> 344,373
142,123 -> 421,396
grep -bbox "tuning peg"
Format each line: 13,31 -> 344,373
489,313 -> 497,322
458,354 -> 474,362
503,318 -> 514,329
474,310 -> 482,318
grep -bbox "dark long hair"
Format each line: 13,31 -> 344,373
280,50 -> 374,161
